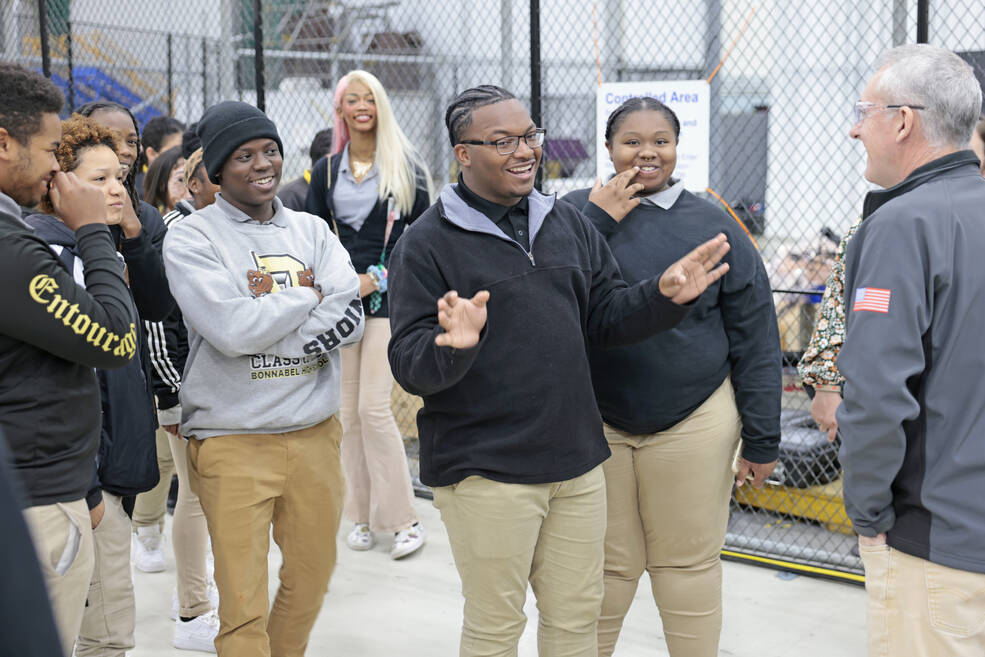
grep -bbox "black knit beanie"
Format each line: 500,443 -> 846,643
197,101 -> 283,184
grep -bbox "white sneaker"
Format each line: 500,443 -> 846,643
391,523 -> 426,560
171,584 -> 220,621
133,526 -> 167,573
346,523 -> 375,551
174,609 -> 219,653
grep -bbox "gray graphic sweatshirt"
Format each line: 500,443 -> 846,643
163,194 -> 363,439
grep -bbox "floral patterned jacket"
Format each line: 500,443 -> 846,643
797,215 -> 863,388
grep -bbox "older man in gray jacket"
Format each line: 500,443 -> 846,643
838,44 -> 985,657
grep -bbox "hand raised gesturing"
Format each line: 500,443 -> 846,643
435,290 -> 490,349
658,233 -> 731,304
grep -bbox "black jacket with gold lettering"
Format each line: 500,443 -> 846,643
27,213 -> 160,504
0,194 -> 137,508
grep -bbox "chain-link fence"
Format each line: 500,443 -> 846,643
9,0 -> 985,581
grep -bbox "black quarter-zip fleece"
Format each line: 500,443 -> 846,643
387,184 -> 691,487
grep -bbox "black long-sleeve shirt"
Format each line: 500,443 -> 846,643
114,201 -> 174,322
0,196 -> 136,507
562,187 -> 781,463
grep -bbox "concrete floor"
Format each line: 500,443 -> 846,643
130,497 -> 867,656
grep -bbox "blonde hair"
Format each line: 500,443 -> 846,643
184,147 -> 205,189
333,70 -> 432,215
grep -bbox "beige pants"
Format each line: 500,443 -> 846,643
188,416 -> 345,657
169,431 -> 212,617
132,427 -> 174,531
341,317 -> 417,532
861,544 -> 985,656
598,379 -> 741,657
77,492 -> 136,657
132,426 -> 212,616
433,466 -> 607,657
23,498 -> 95,657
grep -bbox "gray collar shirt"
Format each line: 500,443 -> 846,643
640,178 -> 686,210
332,143 -> 380,233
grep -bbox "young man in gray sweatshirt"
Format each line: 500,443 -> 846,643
163,101 -> 363,657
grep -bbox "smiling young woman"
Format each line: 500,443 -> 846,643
561,96 -> 782,657
305,70 -> 432,560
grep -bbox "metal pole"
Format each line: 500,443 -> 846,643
66,17 -> 75,110
167,33 -> 174,116
253,0 -> 265,111
529,0 -> 542,191
917,0 -> 929,43
37,0 -> 51,78
202,37 -> 208,114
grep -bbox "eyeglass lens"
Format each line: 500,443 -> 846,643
496,131 -> 545,155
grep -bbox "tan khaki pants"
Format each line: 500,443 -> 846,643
23,498 -> 95,657
861,544 -> 985,657
188,416 -> 345,657
77,492 -> 136,657
341,317 -> 418,532
433,466 -> 607,657
599,379 -> 741,657
132,426 -> 175,531
169,431 -> 212,617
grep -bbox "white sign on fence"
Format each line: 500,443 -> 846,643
596,80 -> 710,191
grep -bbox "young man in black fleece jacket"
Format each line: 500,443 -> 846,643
0,63 -> 137,656
387,85 -> 729,657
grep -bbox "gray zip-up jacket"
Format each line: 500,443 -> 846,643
163,194 -> 363,439
837,151 -> 985,574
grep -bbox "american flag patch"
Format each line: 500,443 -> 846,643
853,287 -> 891,313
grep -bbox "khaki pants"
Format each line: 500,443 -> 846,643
598,379 -> 741,657
341,317 -> 418,532
77,492 -> 136,657
133,426 -> 212,616
861,544 -> 985,657
23,498 -> 95,657
169,430 -> 212,617
132,427 -> 174,531
433,466 -> 607,657
188,416 -> 345,657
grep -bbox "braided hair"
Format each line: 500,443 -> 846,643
76,101 -> 142,213
604,97 -> 681,144
444,85 -> 517,147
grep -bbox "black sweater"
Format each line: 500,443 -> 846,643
388,184 -> 690,487
562,188 -> 781,463
304,153 -> 429,318
0,200 -> 136,508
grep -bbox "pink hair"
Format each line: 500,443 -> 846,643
331,75 -> 350,155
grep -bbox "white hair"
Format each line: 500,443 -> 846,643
873,44 -> 983,149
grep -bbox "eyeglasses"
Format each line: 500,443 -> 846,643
853,101 -> 926,125
458,128 -> 546,155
